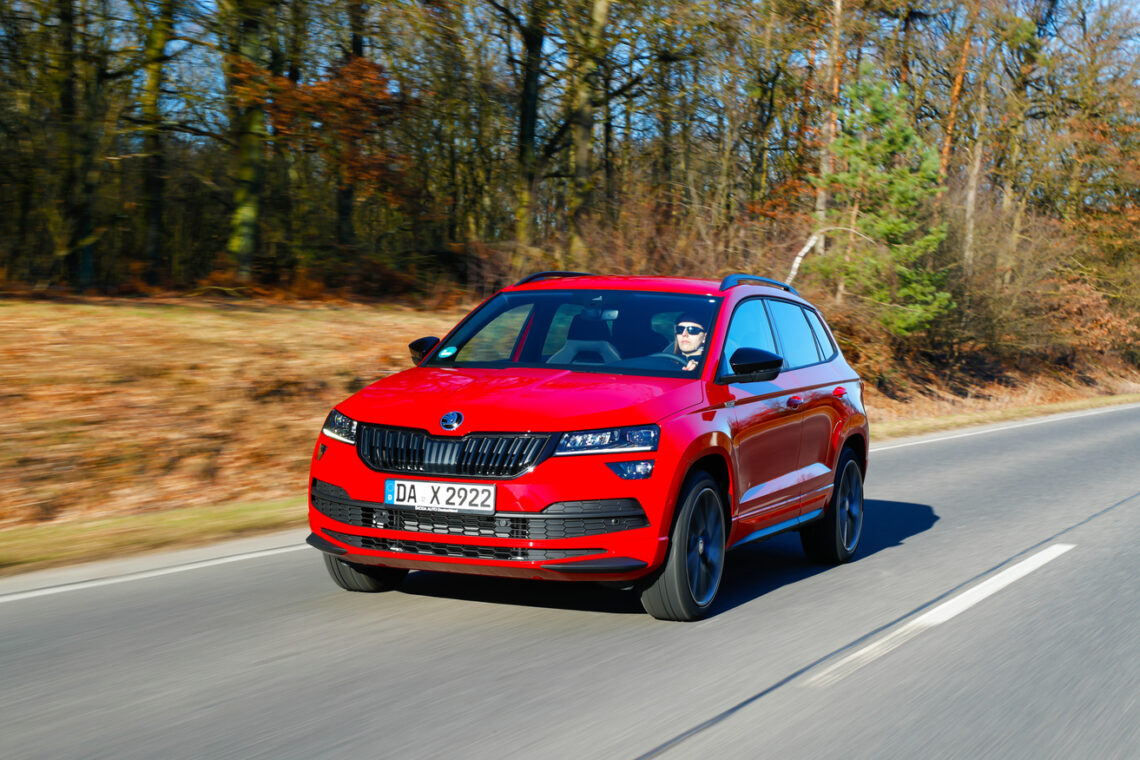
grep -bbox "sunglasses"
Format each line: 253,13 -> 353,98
675,325 -> 705,336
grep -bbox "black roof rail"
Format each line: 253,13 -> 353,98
719,273 -> 799,295
513,270 -> 596,287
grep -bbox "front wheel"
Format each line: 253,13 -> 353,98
323,553 -> 408,592
800,448 -> 864,563
640,472 -> 726,621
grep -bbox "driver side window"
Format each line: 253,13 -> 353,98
721,299 -> 777,369
456,304 -> 533,362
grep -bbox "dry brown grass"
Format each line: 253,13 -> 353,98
0,297 -> 464,529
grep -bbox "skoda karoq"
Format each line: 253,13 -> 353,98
307,272 -> 868,620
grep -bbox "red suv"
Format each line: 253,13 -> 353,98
307,272 -> 868,620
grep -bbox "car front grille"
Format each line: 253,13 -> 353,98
325,530 -> 600,562
311,480 -> 648,540
356,425 -> 551,479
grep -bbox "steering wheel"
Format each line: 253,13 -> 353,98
649,352 -> 689,366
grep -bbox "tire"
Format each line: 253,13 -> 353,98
323,553 -> 408,592
640,472 -> 726,621
800,447 -> 864,563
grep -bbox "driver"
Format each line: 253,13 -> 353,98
672,313 -> 707,371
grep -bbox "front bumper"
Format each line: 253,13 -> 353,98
306,435 -> 672,582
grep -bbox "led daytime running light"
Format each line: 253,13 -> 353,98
555,425 -> 659,455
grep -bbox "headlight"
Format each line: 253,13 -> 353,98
555,425 -> 659,455
322,410 -> 358,444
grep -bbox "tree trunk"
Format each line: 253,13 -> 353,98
225,0 -> 269,283
337,0 -> 365,256
939,0 -> 979,182
962,87 -> 987,277
514,0 -> 548,249
814,0 -> 842,259
566,0 -> 612,262
54,0 -> 78,286
142,0 -> 177,286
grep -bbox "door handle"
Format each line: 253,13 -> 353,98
787,395 -> 804,409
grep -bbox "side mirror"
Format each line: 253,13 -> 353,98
408,336 -> 440,364
722,347 -> 783,383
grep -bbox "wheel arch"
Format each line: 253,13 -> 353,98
841,431 -> 868,476
688,453 -> 732,530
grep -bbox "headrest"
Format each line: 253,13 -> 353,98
568,314 -> 610,341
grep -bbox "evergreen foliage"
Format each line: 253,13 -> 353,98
822,63 -> 951,339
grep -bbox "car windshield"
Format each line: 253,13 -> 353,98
424,289 -> 722,377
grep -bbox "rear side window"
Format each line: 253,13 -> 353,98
804,309 -> 837,360
768,300 -> 822,369
721,299 -> 778,370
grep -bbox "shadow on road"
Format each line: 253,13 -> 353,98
712,499 -> 938,616
396,499 -> 938,619
399,570 -> 645,614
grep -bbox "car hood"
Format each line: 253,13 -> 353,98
338,366 -> 704,433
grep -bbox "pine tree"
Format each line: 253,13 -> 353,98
825,61 -> 951,338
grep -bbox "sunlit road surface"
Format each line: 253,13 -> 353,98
3,406 -> 1139,759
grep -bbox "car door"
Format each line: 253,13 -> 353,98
714,298 -> 804,536
766,300 -> 835,517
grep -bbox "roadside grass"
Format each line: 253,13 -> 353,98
873,392 -> 1140,440
0,498 -> 303,576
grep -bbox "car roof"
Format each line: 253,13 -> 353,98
504,274 -> 809,303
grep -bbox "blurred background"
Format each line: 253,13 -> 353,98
2,0 -> 1140,564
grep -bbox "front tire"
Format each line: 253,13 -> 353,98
800,448 -> 864,563
640,472 -> 726,621
323,554 -> 408,592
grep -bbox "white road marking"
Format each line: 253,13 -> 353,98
871,403 -> 1140,452
0,545 -> 308,604
807,543 -> 1076,686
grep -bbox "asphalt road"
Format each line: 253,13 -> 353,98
3,404 -> 1139,760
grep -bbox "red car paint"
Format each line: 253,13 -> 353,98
307,274 -> 868,604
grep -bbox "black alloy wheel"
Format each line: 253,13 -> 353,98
801,447 -> 864,563
640,472 -> 726,621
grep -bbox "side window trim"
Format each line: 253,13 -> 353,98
766,297 -> 829,371
804,306 -> 837,361
716,296 -> 779,380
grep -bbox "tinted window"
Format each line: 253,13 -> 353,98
541,303 -> 588,355
768,300 -> 821,369
722,299 -> 778,370
804,308 -> 836,360
427,290 -> 721,377
456,303 -> 533,362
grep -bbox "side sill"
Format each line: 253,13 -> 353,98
541,557 -> 648,574
306,532 -> 348,556
730,509 -> 824,549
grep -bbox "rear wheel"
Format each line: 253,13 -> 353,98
800,448 -> 864,563
323,553 -> 408,592
640,472 -> 726,621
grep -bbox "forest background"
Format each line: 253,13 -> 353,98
2,0 -> 1140,553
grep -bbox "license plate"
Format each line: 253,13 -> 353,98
384,479 -> 496,514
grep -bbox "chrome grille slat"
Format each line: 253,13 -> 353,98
358,424 -> 551,479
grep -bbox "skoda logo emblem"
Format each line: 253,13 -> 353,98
440,411 -> 463,431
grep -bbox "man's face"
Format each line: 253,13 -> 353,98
675,322 -> 706,355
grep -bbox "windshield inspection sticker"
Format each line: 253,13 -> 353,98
438,346 -> 457,358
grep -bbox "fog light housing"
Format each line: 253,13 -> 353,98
607,460 -> 655,480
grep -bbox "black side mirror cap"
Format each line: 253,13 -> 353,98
719,347 -> 783,383
408,336 -> 440,364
